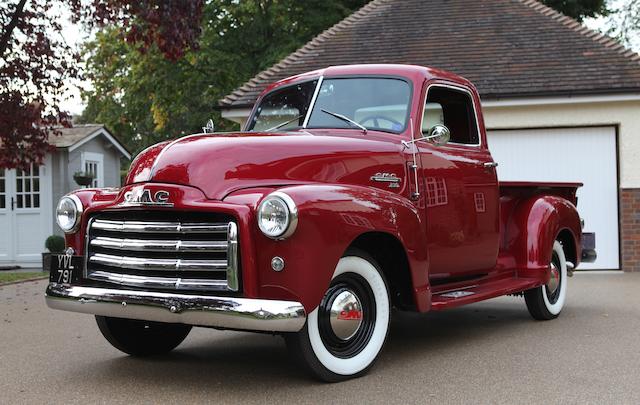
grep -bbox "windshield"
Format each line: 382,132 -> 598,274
248,80 -> 318,132
247,77 -> 411,133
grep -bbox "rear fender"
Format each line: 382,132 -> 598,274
504,195 -> 581,278
224,184 -> 430,313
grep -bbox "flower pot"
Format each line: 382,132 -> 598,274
73,174 -> 94,187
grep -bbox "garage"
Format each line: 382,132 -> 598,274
487,126 -> 619,270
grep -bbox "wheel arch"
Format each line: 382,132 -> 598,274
504,194 -> 581,278
347,231 -> 416,311
556,228 -> 578,266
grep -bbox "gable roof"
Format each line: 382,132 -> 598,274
49,124 -> 131,159
220,0 -> 640,108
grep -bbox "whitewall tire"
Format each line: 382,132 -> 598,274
285,251 -> 390,382
524,240 -> 568,320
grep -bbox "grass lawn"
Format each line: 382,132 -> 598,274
0,272 -> 48,284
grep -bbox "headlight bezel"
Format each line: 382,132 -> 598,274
257,191 -> 298,240
56,194 -> 83,233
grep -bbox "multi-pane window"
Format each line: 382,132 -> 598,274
85,161 -> 99,188
0,169 -> 5,209
15,164 -> 40,209
426,177 -> 448,207
474,192 -> 486,213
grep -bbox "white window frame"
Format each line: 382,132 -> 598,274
81,152 -> 104,188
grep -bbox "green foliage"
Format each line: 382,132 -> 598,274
540,0 -> 609,21
79,0 -> 368,155
45,235 -> 66,253
0,272 -> 47,284
605,0 -> 640,51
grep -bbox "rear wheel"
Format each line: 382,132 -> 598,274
524,240 -> 567,320
285,252 -> 391,382
96,316 -> 191,356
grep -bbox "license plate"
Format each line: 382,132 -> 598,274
49,255 -> 83,284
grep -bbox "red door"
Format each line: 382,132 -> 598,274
418,83 -> 499,280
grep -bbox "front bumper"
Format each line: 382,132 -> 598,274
45,283 -> 306,333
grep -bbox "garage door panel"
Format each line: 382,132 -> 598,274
488,126 -> 618,270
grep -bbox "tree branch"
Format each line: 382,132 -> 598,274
0,0 -> 28,58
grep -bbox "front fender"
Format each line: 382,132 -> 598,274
504,195 -> 581,278
224,184 -> 429,313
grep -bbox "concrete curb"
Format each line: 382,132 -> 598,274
0,276 -> 48,287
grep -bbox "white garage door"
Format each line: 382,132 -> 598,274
487,126 -> 618,270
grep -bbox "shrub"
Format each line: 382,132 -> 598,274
45,235 -> 66,253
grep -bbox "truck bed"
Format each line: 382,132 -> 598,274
500,181 -> 582,205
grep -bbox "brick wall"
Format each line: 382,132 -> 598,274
621,188 -> 640,271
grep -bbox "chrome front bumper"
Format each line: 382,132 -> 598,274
45,283 -> 306,332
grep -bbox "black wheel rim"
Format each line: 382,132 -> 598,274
545,250 -> 562,304
317,272 -> 376,358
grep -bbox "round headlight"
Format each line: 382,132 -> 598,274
56,195 -> 83,233
257,192 -> 298,239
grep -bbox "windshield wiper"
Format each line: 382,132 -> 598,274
265,114 -> 305,132
321,109 -> 367,134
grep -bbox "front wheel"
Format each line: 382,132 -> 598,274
96,316 -> 192,356
285,253 -> 391,382
524,240 -> 568,320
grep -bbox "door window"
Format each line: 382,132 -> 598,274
423,86 -> 479,145
15,164 -> 40,209
85,160 -> 100,188
0,169 -> 5,209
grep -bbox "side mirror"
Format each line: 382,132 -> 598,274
427,124 -> 450,146
400,123 -> 451,149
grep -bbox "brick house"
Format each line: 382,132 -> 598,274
219,0 -> 640,271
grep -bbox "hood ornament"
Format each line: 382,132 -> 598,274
202,119 -> 215,133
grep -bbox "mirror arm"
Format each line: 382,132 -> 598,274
401,132 -> 442,148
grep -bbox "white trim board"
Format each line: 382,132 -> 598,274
482,93 -> 640,108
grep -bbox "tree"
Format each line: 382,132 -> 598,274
0,0 -> 76,169
605,0 -> 640,51
541,0 -> 609,21
0,0 -> 205,169
79,0 -> 368,154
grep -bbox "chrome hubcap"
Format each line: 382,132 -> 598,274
328,289 -> 363,340
547,262 -> 560,295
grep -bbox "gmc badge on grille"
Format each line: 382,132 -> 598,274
122,189 -> 174,207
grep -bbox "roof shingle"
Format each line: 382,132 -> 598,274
220,0 -> 640,108
48,124 -> 104,148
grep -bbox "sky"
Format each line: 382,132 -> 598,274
57,5 -> 639,116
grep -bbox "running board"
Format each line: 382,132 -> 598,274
430,277 -> 542,310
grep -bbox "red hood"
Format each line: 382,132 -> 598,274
126,130 -> 407,199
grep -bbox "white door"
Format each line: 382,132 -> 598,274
488,126 -> 618,270
0,158 -> 53,267
0,168 -> 12,262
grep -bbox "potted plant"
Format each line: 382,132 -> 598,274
42,235 -> 65,273
73,171 -> 95,187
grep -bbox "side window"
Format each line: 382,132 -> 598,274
423,86 -> 479,145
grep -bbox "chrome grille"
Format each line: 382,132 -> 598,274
85,214 -> 239,292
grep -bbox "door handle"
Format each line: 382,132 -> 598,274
483,162 -> 498,169
10,197 -> 15,211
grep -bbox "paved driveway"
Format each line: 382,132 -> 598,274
1,273 -> 639,404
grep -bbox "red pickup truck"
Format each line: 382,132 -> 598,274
47,64 -> 595,381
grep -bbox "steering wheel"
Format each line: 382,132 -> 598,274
358,115 -> 404,129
